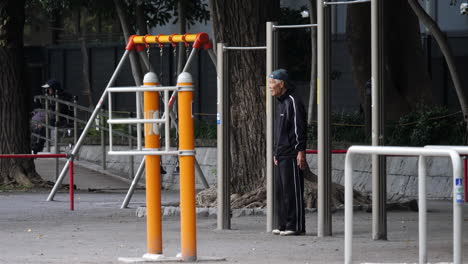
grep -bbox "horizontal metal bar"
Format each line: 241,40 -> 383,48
324,0 -> 370,6
425,145 -> 468,155
223,46 -> 267,50
306,149 -> 347,154
107,118 -> 165,125
347,145 -> 459,157
0,154 -> 67,159
273,24 -> 318,29
107,86 -> 177,93
108,150 -> 179,156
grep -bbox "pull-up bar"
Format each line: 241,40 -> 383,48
126,33 -> 212,51
223,46 -> 267,50
324,0 -> 370,6
273,24 -> 318,29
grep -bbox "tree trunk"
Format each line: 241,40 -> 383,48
210,0 -> 280,193
177,0 -> 187,75
407,0 -> 468,125
307,0 -> 317,125
73,8 -> 93,107
113,0 -> 142,85
0,0 -> 42,186
346,0 -> 433,121
135,0 -> 151,73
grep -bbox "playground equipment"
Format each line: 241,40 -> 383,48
344,146 -> 464,264
259,0 -> 381,237
45,32 -> 220,261
216,0 -> 381,237
216,43 -> 267,230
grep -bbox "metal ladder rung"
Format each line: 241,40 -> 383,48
108,118 -> 166,125
108,149 -> 179,156
107,86 -> 177,93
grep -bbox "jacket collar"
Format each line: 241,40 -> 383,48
276,87 -> 294,102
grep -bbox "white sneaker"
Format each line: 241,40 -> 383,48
272,229 -> 281,235
280,230 -> 298,236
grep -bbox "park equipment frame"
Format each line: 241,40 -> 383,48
45,33 -> 216,261
263,0 -> 378,237
216,43 -> 267,230
344,146 -> 464,264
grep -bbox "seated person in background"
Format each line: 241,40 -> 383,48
31,79 -> 73,153
41,79 -> 73,127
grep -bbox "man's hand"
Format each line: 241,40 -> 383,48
274,156 -> 278,166
297,151 -> 306,170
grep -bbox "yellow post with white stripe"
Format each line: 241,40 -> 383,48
143,72 -> 162,255
177,72 -> 197,261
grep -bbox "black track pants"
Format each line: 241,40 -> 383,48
275,158 -> 305,232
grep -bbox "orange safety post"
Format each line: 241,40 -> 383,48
143,72 -> 163,255
177,72 -> 197,261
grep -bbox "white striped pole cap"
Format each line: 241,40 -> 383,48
177,72 -> 193,84
177,72 -> 194,91
143,72 -> 160,85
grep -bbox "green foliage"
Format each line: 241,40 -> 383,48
307,111 -> 369,147
387,106 -> 466,146
26,0 -> 210,39
194,119 -> 216,139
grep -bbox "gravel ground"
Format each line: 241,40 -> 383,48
1,190 -> 467,264
1,159 -> 466,263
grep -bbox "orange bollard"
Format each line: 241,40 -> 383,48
143,72 -> 162,255
177,72 -> 197,261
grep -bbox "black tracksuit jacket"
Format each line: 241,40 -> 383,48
274,87 -> 307,160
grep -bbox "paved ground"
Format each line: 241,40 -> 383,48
0,159 -> 467,263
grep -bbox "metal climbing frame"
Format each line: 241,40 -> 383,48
216,43 -> 267,230
344,146 -> 464,264
45,33 -> 216,261
264,0 -> 383,238
46,33 -> 214,204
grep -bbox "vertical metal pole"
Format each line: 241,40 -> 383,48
55,92 -> 59,180
136,90 -> 143,151
317,0 -> 332,237
223,45 -> 231,230
108,92 -> 113,153
73,96 -> 78,160
266,21 -> 276,232
464,158 -> 467,202
178,73 -> 197,261
217,43 -> 230,230
143,72 -> 162,255
69,158 -> 74,211
418,156 -> 427,263
453,155 -> 463,264
344,153 -> 354,264
207,49 -> 217,69
371,0 -> 387,240
121,157 -> 146,209
100,109 -> 106,170
216,43 -> 224,229
128,112 -> 134,178
45,92 -> 50,152
165,91 -> 170,151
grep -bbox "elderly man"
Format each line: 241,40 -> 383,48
268,69 -> 307,236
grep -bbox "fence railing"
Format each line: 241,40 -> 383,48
31,94 -> 138,178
